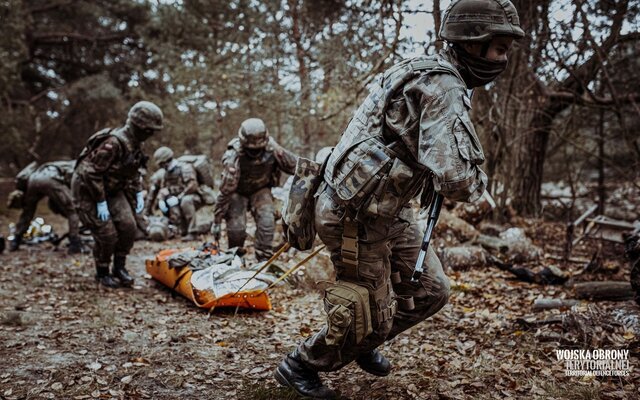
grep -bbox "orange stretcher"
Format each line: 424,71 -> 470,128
145,248 -> 272,311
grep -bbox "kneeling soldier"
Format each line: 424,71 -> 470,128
152,146 -> 202,241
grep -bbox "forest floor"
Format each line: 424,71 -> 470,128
0,204 -> 639,400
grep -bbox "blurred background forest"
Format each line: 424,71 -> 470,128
1,0 -> 639,218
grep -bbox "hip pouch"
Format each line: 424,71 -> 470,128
323,280 -> 373,346
282,157 -> 327,251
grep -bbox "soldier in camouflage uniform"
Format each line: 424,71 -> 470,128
275,1 -> 525,397
72,101 -> 163,288
152,146 -> 202,241
212,118 -> 298,260
7,160 -> 82,253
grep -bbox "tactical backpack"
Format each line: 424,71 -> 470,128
177,154 -> 216,205
15,161 -> 38,192
177,155 -> 214,187
75,128 -> 116,168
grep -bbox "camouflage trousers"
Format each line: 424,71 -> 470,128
168,194 -> 202,235
297,185 -> 450,372
16,172 -> 79,240
73,182 -> 137,269
225,187 -> 274,261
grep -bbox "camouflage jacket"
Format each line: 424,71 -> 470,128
214,137 -> 298,223
160,161 -> 199,199
74,126 -> 145,203
324,48 -> 487,220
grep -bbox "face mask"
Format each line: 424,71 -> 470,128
244,147 -> 264,159
452,45 -> 508,88
132,126 -> 156,142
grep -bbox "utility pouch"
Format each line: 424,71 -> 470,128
323,280 -> 373,345
364,156 -> 418,218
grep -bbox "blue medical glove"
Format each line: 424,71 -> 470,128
135,191 -> 145,214
96,201 -> 110,221
158,199 -> 169,214
166,196 -> 180,208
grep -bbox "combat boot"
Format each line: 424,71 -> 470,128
96,266 -> 119,288
68,236 -> 83,254
8,237 -> 21,252
113,256 -> 134,287
356,349 -> 391,376
274,350 -> 337,399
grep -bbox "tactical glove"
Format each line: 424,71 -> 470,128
97,201 -> 110,221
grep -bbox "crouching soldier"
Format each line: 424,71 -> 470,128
152,146 -> 202,241
72,101 -> 163,288
7,160 -> 81,253
212,118 -> 298,260
275,0 -> 525,397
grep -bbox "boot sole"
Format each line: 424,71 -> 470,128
274,367 -> 337,399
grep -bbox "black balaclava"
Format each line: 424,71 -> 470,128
131,124 -> 155,142
244,147 -> 265,159
452,43 -> 508,88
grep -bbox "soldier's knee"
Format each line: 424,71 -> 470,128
119,220 -> 137,236
227,229 -> 246,242
95,231 -> 118,248
432,277 -> 450,310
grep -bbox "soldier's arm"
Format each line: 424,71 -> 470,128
144,183 -> 160,215
213,149 -> 240,224
272,139 -> 298,175
412,77 -> 487,203
83,137 -> 121,203
179,163 -> 198,197
15,197 -> 39,237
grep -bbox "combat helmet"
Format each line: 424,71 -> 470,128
439,0 -> 525,42
238,118 -> 269,149
128,101 -> 164,130
153,146 -> 174,166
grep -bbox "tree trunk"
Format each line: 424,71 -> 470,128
574,281 -> 635,301
433,0 -> 442,51
597,108 -> 606,214
288,0 -> 311,148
